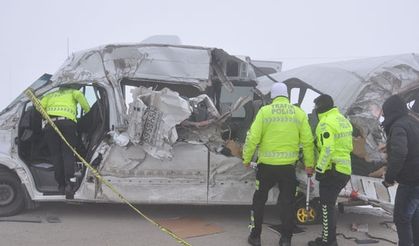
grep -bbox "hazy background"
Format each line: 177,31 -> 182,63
1,0 -> 419,109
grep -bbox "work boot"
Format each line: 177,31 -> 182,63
247,234 -> 261,246
307,237 -> 338,246
279,236 -> 291,246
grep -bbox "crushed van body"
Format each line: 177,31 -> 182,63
0,39 -> 282,215
257,53 -> 419,212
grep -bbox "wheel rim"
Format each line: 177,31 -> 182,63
296,208 -> 307,223
296,207 -> 316,223
0,183 -> 15,206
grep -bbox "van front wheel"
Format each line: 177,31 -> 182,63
0,171 -> 25,217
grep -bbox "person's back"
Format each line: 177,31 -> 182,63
315,107 -> 352,176
243,82 -> 313,246
387,114 -> 419,185
246,97 -> 312,165
41,87 -> 90,122
382,94 -> 419,246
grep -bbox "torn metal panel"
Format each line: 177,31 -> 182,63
52,50 -> 108,86
255,54 -> 419,213
177,125 -> 225,152
259,53 -> 419,162
189,94 -> 221,119
257,65 -> 365,113
127,87 -> 192,160
109,131 -> 130,147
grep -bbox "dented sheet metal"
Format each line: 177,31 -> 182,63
93,142 -> 209,203
258,53 -> 419,162
189,94 -> 220,119
256,54 -> 419,212
127,87 -> 192,160
208,153 -> 277,204
52,44 -> 216,90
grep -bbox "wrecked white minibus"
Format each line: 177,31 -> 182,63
0,42 -> 282,216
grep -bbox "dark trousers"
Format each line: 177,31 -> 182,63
44,119 -> 77,187
393,184 -> 419,246
250,164 -> 296,239
318,171 -> 350,243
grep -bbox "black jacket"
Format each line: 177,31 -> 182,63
383,96 -> 419,185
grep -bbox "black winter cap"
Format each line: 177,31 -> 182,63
382,95 -> 408,134
314,94 -> 334,114
382,95 -> 408,118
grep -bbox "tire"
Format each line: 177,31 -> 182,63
0,171 -> 25,217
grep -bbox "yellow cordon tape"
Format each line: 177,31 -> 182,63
25,89 -> 192,246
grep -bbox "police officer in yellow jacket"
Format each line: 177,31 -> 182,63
308,95 -> 352,246
41,85 -> 90,197
243,82 -> 314,246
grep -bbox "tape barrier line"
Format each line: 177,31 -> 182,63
25,89 -> 192,246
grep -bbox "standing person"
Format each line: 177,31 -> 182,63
308,95 -> 352,246
243,82 -> 315,246
381,95 -> 419,246
41,85 -> 90,197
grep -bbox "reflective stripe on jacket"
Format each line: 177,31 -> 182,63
242,97 -> 314,166
41,88 -> 90,122
315,107 -> 352,175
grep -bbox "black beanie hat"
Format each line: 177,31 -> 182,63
382,95 -> 408,134
314,94 -> 334,114
382,95 -> 408,117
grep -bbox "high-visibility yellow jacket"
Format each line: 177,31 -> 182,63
315,107 -> 352,175
41,88 -> 90,122
242,97 -> 314,166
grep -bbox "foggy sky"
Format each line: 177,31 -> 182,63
1,0 -> 419,109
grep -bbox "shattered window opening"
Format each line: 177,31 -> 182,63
121,78 -> 203,111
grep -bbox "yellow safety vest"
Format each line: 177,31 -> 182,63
41,88 -> 90,122
243,97 -> 314,166
315,108 -> 352,175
